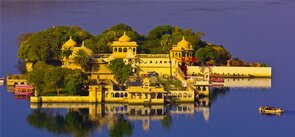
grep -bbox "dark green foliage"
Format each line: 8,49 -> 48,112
64,69 -> 88,95
108,58 -> 133,90
44,67 -> 71,95
17,26 -> 94,62
27,61 -> 87,95
27,61 -> 54,94
195,48 -> 210,65
205,46 -> 219,65
217,48 -> 232,65
147,25 -> 175,40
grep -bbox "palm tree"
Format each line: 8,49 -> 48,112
195,30 -> 205,39
160,34 -> 173,79
61,47 -> 73,68
73,49 -> 90,67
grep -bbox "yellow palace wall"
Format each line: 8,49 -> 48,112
136,57 -> 177,76
187,66 -> 271,77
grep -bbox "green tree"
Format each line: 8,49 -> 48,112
147,25 -> 174,40
205,46 -> 219,65
108,58 -> 133,90
160,34 -> 173,79
27,61 -> 54,95
195,48 -> 210,65
217,48 -> 231,65
17,26 -> 94,62
64,69 -> 88,95
61,47 -> 73,68
44,67 -> 71,96
73,49 -> 90,67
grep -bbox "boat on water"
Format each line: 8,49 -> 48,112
259,106 -> 284,113
14,84 -> 34,96
0,78 -> 5,86
209,75 -> 224,83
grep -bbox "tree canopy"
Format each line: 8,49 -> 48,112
18,26 -> 94,62
108,58 -> 133,90
27,61 -> 87,96
17,23 -> 232,65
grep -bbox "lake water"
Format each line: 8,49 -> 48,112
1,1 -> 295,137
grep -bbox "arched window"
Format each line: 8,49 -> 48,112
150,61 -> 153,64
123,48 -> 127,52
133,48 -> 136,52
155,61 -> 158,64
178,93 -> 182,98
160,61 -> 162,63
114,48 -> 117,52
115,93 -> 120,97
164,61 -> 167,63
119,48 -> 122,52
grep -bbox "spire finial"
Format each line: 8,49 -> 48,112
70,36 -> 72,40
183,36 -> 185,40
124,31 -> 126,35
82,41 -> 85,47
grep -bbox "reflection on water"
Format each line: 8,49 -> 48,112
29,99 -> 211,136
20,78 -> 271,136
223,78 -> 271,88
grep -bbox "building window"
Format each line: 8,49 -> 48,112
114,48 -> 117,52
150,61 -> 153,64
133,48 -> 136,52
119,48 -> 122,52
155,61 -> 158,64
123,48 -> 127,52
164,61 -> 167,63
160,61 -> 162,63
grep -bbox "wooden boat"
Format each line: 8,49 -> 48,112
259,106 -> 284,113
0,78 -> 5,86
14,84 -> 34,96
209,75 -> 224,83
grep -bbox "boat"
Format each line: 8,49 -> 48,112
209,75 -> 224,83
14,84 -> 34,96
0,78 -> 5,86
259,106 -> 284,113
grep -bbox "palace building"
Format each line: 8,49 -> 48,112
60,32 -> 194,80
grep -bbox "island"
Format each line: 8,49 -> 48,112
6,23 -> 271,103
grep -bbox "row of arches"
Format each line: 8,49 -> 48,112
171,92 -> 193,99
113,47 -> 136,52
171,51 -> 193,58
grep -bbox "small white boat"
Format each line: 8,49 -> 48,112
0,78 -> 5,86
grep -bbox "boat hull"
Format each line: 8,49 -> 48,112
14,92 -> 33,96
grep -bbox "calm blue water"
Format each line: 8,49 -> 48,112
1,1 -> 295,137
